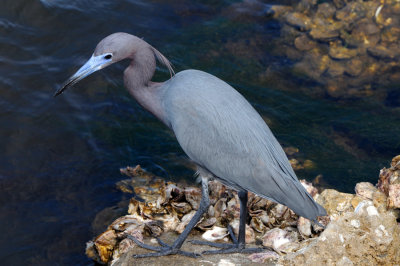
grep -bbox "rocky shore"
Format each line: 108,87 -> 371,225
86,155 -> 400,265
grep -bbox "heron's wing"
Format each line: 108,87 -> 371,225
163,70 -> 326,220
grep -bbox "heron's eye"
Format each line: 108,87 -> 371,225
104,54 -> 112,60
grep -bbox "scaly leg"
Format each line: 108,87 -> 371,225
192,190 -> 266,254
132,176 -> 210,258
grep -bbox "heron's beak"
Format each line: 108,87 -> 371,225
54,54 -> 111,97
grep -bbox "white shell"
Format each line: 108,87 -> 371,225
202,226 -> 228,242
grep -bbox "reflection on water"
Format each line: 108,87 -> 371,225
0,0 -> 399,264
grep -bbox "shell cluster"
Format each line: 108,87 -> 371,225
86,155 -> 400,264
269,0 -> 400,101
86,164 -> 327,264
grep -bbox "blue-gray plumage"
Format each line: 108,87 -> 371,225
55,33 -> 326,258
163,70 -> 326,219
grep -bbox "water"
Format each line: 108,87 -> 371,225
0,0 -> 399,264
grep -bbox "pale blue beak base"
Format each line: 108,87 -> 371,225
54,54 -> 111,97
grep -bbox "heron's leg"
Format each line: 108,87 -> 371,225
192,190 -> 265,254
132,176 -> 210,258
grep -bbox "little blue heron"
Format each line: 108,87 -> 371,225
55,33 -> 326,258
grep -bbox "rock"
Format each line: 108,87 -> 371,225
316,189 -> 355,219
381,26 -> 400,43
285,12 -> 312,31
279,199 -> 400,265
335,1 -> 367,24
293,53 -> 330,80
89,155 -> 400,265
377,154 -> 400,209
294,35 -> 316,51
355,182 -> 377,200
309,28 -> 339,42
248,251 -> 279,263
329,45 -> 358,60
332,0 -> 348,9
368,45 -> 399,59
345,58 -> 363,76
388,184 -> 400,208
315,3 -> 336,19
327,61 -> 346,77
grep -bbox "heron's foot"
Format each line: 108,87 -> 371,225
190,226 -> 266,254
129,235 -> 201,258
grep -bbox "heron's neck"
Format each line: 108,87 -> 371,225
124,46 -> 168,126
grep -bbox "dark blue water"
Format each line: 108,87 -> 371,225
0,0 -> 399,264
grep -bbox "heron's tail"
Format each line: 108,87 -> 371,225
283,180 -> 327,221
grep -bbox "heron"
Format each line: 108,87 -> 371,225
55,32 -> 327,258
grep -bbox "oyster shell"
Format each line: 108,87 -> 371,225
201,226 -> 229,242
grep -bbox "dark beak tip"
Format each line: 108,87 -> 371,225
53,89 -> 62,97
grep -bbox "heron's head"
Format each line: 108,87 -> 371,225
54,33 -> 140,97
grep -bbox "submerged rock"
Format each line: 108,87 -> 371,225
271,0 -> 400,100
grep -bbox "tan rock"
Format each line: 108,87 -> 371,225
388,184 -> 400,208
279,200 -> 400,265
355,182 -> 377,200
316,189 -> 355,219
